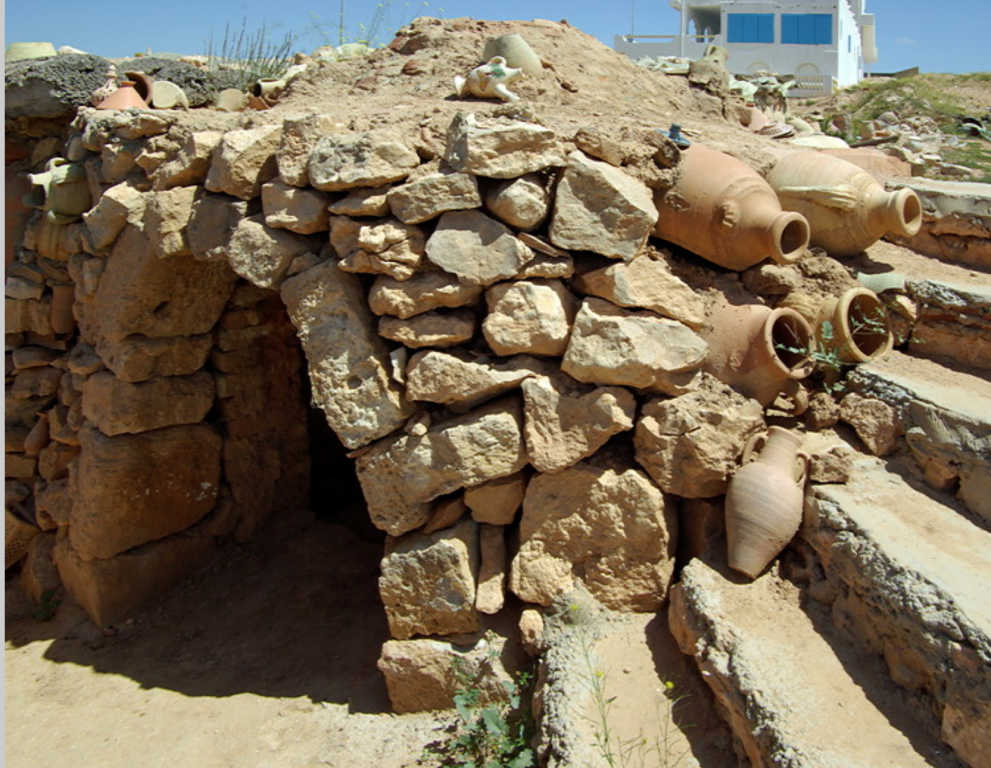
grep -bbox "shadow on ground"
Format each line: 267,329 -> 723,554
5,508 -> 393,714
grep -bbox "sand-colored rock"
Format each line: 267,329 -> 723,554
549,151 -> 658,261
68,424 -> 222,560
261,180 -> 330,234
635,376 -> 765,498
225,215 -> 313,289
482,279 -> 576,356
81,370 -> 215,436
445,112 -> 566,178
205,124 -> 282,200
510,460 -> 676,610
484,173 -> 550,231
522,374 -> 636,473
464,472 -> 527,525
475,524 -> 507,614
153,130 -> 224,190
308,129 -> 419,191
425,209 -> 534,286
281,259 -> 414,450
387,170 -> 482,224
367,271 -> 483,319
82,181 -> 147,250
355,398 -> 527,536
277,114 -> 347,187
839,392 -> 903,456
331,215 -> 427,281
144,185 -> 198,259
378,309 -> 476,349
562,297 -> 707,394
187,193 -> 250,261
405,351 -> 549,409
379,519 -> 480,639
572,250 -> 706,328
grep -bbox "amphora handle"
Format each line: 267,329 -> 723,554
742,430 -> 767,464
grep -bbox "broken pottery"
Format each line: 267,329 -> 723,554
124,71 -> 155,103
767,152 -> 923,257
453,56 -> 523,103
653,143 -> 810,270
726,425 -> 809,578
702,300 -> 815,415
24,158 -> 92,223
90,64 -> 118,107
791,286 -> 894,365
96,80 -> 148,110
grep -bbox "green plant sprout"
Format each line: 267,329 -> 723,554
424,634 -> 536,768
203,19 -> 294,92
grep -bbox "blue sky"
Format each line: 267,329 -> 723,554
5,0 -> 989,75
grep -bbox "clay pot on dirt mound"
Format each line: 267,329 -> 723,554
766,152 -> 923,257
701,301 -> 815,415
726,425 -> 809,578
782,286 -> 893,364
653,144 -> 810,270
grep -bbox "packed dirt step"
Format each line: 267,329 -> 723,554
799,454 -> 991,767
669,555 -> 965,768
848,348 -> 991,523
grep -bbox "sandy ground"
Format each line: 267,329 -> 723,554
5,511 -> 441,768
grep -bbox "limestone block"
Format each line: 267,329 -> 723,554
5,276 -> 45,301
69,423 -> 222,560
100,139 -> 142,185
308,130 -> 419,192
425,210 -> 534,286
6,453 -> 38,479
549,151 -> 658,261
445,112 -> 566,178
510,461 -> 677,610
379,519 -> 480,639
368,271 -> 483,319
187,193 -> 250,262
328,186 -> 392,217
809,444 -> 855,484
387,170 -> 482,224
82,181 -> 147,250
422,495 -> 468,535
91,334 -> 214,384
839,393 -> 904,456
355,398 -> 527,536
378,634 -> 516,713
476,524 -> 507,614
5,297 -> 52,336
572,251 -> 705,328
522,374 -> 636,473
54,529 -> 216,627
378,309 -> 476,349
12,346 -> 62,370
331,215 -> 427,281
806,391 -> 841,431
281,259 -> 414,450
77,224 -> 237,355
261,180 -> 330,234
634,377 -> 765,498
153,130 -> 224,190
10,366 -> 62,399
484,174 -> 550,232
35,477 -> 72,529
405,350 -> 549,409
465,473 -> 527,525
81,370 -> 215,436
562,298 -> 707,394
226,214 -> 312,289
277,114 -> 347,187
145,185 -> 198,259
483,278 -> 576,356
204,124 -> 282,200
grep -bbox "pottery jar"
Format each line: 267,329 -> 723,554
766,151 -> 923,257
812,286 -> 893,364
50,283 -> 76,335
123,71 -> 155,103
96,80 -> 148,110
24,158 -> 92,223
701,300 -> 815,415
482,34 -> 542,76
91,64 -> 119,107
726,425 -> 809,578
653,144 -> 811,270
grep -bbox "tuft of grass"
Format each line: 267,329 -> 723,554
844,75 -> 965,125
204,19 -> 294,91
942,138 -> 991,182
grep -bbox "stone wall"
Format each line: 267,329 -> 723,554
6,102 -> 769,708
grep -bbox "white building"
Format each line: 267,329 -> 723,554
615,0 -> 878,94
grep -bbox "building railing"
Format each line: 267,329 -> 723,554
788,74 -> 837,98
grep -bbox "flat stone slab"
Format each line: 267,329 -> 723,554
671,557 -> 954,768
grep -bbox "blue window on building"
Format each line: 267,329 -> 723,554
782,14 -> 833,44
727,13 -> 775,43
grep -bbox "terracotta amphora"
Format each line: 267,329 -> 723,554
50,283 -> 76,335
701,300 -> 815,415
24,158 -> 92,224
782,286 -> 893,364
96,80 -> 148,110
726,426 -> 809,578
766,151 -> 923,257
653,143 -> 810,270
482,34 -> 542,77
91,64 -> 119,107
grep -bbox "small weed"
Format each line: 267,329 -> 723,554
424,635 -> 536,768
33,589 -> 62,622
306,1 -> 437,48
204,19 -> 294,91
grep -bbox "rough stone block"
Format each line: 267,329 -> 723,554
81,370 -> 215,435
225,214 -> 312,288
308,130 -> 419,191
484,174 -> 550,231
483,278 -> 576,356
368,271 -> 483,319
378,309 -> 476,349
278,114 -> 347,187
387,169 -> 482,224
445,112 -> 566,178
205,124 -> 282,200
425,210 -> 534,286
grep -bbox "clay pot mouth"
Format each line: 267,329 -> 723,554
765,308 -> 815,378
891,188 -> 923,237
835,288 -> 893,362
769,212 -> 810,265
